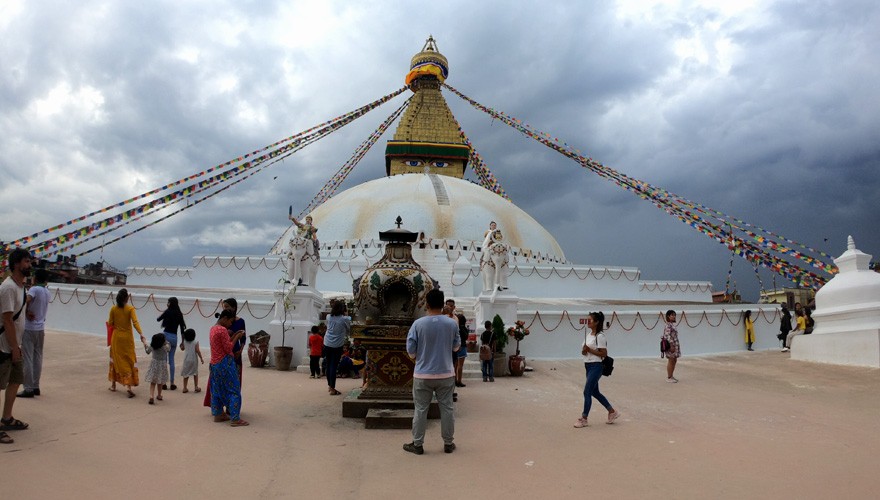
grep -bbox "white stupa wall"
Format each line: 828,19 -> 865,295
792,237 -> 880,368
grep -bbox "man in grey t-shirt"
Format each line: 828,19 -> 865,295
1,248 -> 33,442
403,289 -> 460,455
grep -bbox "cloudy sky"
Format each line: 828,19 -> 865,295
1,0 -> 878,301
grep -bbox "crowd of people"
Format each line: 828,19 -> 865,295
778,302 -> 815,352
2,245 -> 817,450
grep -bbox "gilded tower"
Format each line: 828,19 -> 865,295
385,36 -> 470,178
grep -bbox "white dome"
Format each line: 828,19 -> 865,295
273,173 -> 566,261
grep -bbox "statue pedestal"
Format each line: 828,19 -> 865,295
269,287 -> 324,368
474,291 -> 519,327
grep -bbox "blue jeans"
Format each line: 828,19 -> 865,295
583,362 -> 611,418
164,332 -> 178,383
481,359 -> 494,378
412,377 -> 455,446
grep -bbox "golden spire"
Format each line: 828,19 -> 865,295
385,36 -> 469,178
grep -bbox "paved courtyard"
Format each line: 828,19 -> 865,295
5,331 -> 879,499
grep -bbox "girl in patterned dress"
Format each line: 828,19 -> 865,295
144,333 -> 170,404
180,328 -> 204,393
661,310 -> 681,383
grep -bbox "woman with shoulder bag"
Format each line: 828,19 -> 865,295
575,311 -> 620,428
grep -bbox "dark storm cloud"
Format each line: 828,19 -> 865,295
1,0 -> 878,300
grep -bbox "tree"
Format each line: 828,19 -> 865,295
492,314 -> 508,353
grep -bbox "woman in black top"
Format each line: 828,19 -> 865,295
157,297 -> 186,390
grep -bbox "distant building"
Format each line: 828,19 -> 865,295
760,287 -> 815,308
712,290 -> 742,303
32,256 -> 126,286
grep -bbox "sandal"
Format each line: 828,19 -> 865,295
0,417 -> 29,431
127,390 -> 136,398
0,431 -> 12,444
182,388 -> 189,393
230,419 -> 250,427
156,395 -> 163,401
108,386 -> 117,392
329,389 -> 342,396
149,398 -> 154,405
194,387 -> 201,393
214,414 -> 231,423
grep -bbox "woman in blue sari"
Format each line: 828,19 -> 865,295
210,310 -> 248,426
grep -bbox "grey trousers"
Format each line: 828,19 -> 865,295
411,376 -> 455,447
22,328 -> 45,391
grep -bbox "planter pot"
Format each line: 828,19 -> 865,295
274,346 -> 294,371
508,354 -> 526,376
466,334 -> 478,353
248,343 -> 269,368
493,352 -> 510,377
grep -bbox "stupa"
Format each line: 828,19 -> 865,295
49,37 -> 784,373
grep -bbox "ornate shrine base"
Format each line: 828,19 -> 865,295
352,324 -> 414,400
343,324 -> 439,423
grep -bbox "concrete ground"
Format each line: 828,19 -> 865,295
4,331 -> 880,499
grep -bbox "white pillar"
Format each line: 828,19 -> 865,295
268,287 -> 325,367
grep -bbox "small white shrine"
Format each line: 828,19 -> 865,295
793,237 -> 880,368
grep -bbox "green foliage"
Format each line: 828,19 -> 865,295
492,314 -> 508,353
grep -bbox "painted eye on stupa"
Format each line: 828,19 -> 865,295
404,160 -> 423,167
431,161 -> 450,168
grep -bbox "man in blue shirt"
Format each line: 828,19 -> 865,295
403,289 -> 460,455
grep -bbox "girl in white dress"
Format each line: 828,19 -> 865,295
180,328 -> 204,393
143,333 -> 170,405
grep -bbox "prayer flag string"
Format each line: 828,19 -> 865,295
7,87 -> 408,258
442,83 -> 835,289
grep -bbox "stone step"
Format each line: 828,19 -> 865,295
365,408 -> 414,429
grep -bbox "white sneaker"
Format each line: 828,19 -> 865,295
666,377 -> 678,383
781,348 -> 790,352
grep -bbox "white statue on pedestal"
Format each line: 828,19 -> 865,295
287,214 -> 320,287
481,221 -> 509,292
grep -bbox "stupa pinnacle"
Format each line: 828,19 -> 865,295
384,36 -> 469,178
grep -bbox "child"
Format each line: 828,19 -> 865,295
144,333 -> 170,404
180,328 -> 204,393
308,326 -> 323,379
661,310 -> 681,383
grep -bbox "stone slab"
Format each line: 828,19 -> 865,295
342,387 -> 439,419
365,408 -> 414,429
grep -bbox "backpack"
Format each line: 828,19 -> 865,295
479,344 -> 492,361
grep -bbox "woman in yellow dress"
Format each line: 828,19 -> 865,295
743,310 -> 755,351
108,288 -> 145,398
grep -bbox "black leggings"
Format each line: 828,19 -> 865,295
309,355 -> 321,376
323,346 -> 344,389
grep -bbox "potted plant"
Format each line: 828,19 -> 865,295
491,314 -> 509,376
506,320 -> 530,376
274,281 -> 295,371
